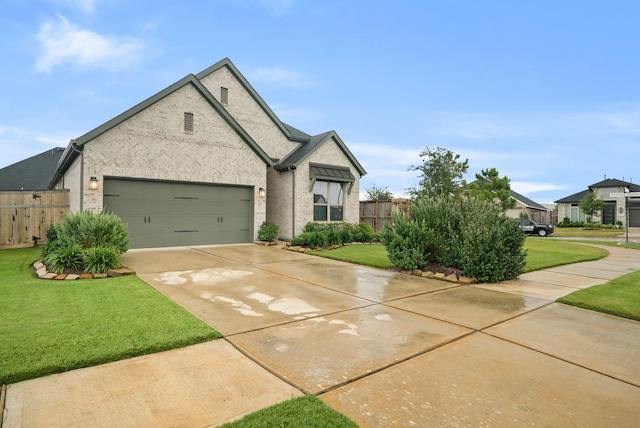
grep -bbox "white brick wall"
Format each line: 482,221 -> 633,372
199,67 -> 301,161
65,83 -> 268,238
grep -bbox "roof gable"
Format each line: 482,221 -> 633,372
0,148 -> 64,191
196,58 -> 310,144
275,131 -> 366,177
50,74 -> 273,187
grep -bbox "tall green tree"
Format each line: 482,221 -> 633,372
578,191 -> 605,227
466,167 -> 516,211
364,184 -> 394,200
408,147 -> 469,199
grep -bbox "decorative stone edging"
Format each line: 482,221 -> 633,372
32,260 -> 136,280
281,242 -> 478,285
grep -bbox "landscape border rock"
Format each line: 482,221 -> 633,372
32,260 -> 136,280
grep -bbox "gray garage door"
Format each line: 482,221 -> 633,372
104,178 -> 253,249
630,207 -> 640,227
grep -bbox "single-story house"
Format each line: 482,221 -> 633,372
46,57 -> 366,248
0,148 -> 64,191
555,178 -> 640,227
506,190 -> 552,224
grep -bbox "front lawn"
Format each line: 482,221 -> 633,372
218,395 -> 357,428
522,238 -> 608,272
558,270 -> 640,321
552,227 -> 624,238
308,244 -> 393,269
309,239 -> 609,273
0,247 -> 221,385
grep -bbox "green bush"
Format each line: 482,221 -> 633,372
83,246 -> 121,273
40,211 -> 129,273
379,196 -> 526,282
43,241 -> 85,274
292,222 -> 376,248
257,221 -> 279,241
354,222 -> 375,242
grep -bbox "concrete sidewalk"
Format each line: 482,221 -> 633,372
3,243 -> 639,427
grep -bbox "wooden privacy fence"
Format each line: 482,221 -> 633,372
359,198 -> 410,233
0,190 -> 70,249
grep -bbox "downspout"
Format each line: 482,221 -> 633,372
69,142 -> 85,211
288,166 -> 296,238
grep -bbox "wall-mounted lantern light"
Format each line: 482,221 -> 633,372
89,176 -> 99,190
258,187 -> 266,198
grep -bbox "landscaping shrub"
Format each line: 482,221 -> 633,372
354,222 -> 375,242
291,222 -> 374,248
43,241 -> 85,273
257,221 -> 279,241
83,246 -> 121,273
40,211 -> 129,273
379,196 -> 526,282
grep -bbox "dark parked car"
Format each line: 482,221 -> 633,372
518,218 -> 554,237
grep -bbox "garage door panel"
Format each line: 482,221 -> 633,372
104,179 -> 254,248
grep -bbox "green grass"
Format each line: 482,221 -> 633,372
0,247 -> 221,385
309,239 -> 609,273
218,395 -> 357,428
522,238 -> 608,272
552,227 -> 624,237
558,270 -> 640,321
308,244 -> 394,269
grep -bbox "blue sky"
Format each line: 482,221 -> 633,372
1,0 -> 639,203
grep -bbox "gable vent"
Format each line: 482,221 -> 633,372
184,112 -> 194,132
220,87 -> 229,106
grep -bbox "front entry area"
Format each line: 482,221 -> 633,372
104,178 -> 253,249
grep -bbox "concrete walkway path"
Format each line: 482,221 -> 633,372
2,243 -> 639,427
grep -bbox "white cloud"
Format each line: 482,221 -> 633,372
511,181 -> 569,195
247,66 -> 314,89
35,14 -> 144,73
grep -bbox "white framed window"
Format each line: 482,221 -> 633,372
313,181 -> 344,221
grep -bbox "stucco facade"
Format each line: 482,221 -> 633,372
49,58 -> 366,247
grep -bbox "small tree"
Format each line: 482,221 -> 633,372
408,147 -> 469,200
365,184 -> 393,200
466,168 -> 516,211
578,191 -> 605,227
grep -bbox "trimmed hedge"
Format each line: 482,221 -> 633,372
379,196 -> 526,282
290,222 -> 375,248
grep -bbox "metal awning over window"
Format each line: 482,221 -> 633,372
309,163 -> 355,194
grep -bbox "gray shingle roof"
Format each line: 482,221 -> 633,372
510,190 -> 548,211
0,148 -> 64,191
555,178 -> 640,203
275,131 -> 366,176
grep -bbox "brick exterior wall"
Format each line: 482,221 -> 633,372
63,84 -> 267,238
199,67 -> 301,161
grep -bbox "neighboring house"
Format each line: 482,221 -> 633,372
48,58 -> 366,248
555,178 -> 640,227
0,148 -> 64,191
506,190 -> 552,224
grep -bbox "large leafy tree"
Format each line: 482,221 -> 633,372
466,167 -> 516,211
579,191 -> 605,227
364,184 -> 394,200
408,147 -> 469,199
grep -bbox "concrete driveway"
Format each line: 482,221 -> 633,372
3,243 -> 640,427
